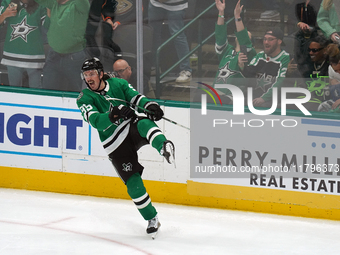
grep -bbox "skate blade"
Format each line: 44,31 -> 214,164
148,227 -> 160,239
147,222 -> 161,239
169,160 -> 176,168
169,147 -> 176,168
150,230 -> 159,240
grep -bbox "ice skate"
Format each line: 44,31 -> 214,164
147,215 -> 161,239
161,140 -> 175,166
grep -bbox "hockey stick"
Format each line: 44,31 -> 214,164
105,96 -> 190,131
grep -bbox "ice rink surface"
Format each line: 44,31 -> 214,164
1,188 -> 340,255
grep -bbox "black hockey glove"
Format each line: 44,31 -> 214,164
109,105 -> 136,123
145,102 -> 164,121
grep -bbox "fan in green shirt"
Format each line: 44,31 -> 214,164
213,0 -> 256,103
33,0 -> 90,92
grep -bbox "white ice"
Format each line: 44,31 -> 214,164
0,187 -> 340,255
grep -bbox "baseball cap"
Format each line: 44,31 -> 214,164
264,27 -> 285,46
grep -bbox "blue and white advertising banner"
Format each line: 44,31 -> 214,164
0,92 -> 107,172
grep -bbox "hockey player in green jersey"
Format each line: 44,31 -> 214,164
213,0 -> 256,103
76,58 -> 175,238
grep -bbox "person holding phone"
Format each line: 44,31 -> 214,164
238,26 -> 290,107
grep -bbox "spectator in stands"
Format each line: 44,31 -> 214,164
327,44 -> 340,84
290,0 -> 322,77
148,0 -> 192,83
0,0 -> 49,88
317,0 -> 340,43
33,0 -> 90,92
318,43 -> 340,111
217,0 -> 243,33
297,35 -> 330,77
295,0 -> 321,31
85,0 -> 122,62
213,0 -> 256,103
238,27 -> 290,107
285,0 -> 322,35
113,58 -> 151,95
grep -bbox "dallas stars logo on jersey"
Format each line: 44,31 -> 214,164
215,61 -> 239,83
248,54 -> 289,93
122,162 -> 133,172
256,72 -> 277,92
10,16 -> 38,42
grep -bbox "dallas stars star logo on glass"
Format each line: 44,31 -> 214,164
10,16 -> 38,42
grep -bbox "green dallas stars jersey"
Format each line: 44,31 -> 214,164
242,50 -> 290,101
0,0 -> 50,68
213,23 -> 256,95
76,77 -> 151,155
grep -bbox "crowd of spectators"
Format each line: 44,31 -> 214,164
211,0 -> 340,113
0,0 -> 339,114
0,0 -> 161,94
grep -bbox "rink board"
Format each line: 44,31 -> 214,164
1,167 -> 340,220
1,87 -> 340,221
